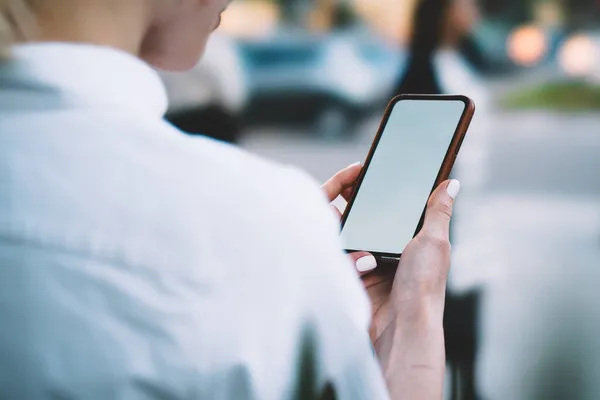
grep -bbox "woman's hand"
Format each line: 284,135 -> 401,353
321,163 -> 388,329
322,164 -> 395,334
322,163 -> 459,327
323,164 -> 460,399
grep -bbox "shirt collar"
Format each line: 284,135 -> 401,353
2,42 -> 168,116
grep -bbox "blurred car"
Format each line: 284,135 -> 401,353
238,28 -> 404,139
159,34 -> 248,143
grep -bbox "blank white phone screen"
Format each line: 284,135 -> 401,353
340,99 -> 466,254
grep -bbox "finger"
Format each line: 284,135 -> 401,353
331,204 -> 342,220
322,163 -> 362,202
349,252 -> 378,276
419,180 -> 460,243
341,186 -> 355,202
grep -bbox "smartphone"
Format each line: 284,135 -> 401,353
340,94 -> 475,262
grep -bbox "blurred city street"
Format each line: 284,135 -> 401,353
168,0 -> 600,397
241,91 -> 600,399
3,0 -> 600,398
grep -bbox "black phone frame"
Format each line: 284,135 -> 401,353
340,94 -> 475,261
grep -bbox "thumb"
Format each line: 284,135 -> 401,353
349,252 -> 378,276
419,180 -> 461,243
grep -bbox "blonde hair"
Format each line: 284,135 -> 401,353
0,0 -> 36,59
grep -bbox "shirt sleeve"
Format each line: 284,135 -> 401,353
285,168 -> 391,400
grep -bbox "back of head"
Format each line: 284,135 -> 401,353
395,0 -> 450,95
0,0 -> 231,71
0,0 -> 36,60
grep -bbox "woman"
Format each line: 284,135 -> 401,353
396,0 -> 491,399
0,1 -> 460,398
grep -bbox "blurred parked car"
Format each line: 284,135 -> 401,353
159,34 -> 248,144
238,28 -> 404,139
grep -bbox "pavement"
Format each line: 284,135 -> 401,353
241,106 -> 600,399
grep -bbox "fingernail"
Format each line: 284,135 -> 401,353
349,162 -> 362,168
447,180 -> 461,200
356,255 -> 377,273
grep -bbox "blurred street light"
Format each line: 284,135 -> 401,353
507,24 -> 548,66
558,34 -> 599,78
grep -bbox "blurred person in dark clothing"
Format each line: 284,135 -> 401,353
396,0 -> 493,399
0,0 -> 464,399
396,0 -> 485,97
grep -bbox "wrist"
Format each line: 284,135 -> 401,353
373,296 -> 445,358
375,296 -> 447,398
391,293 -> 446,331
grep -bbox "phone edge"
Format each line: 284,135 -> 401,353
341,94 -> 476,261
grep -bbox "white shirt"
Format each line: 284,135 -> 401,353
159,34 -> 248,113
0,43 -> 388,399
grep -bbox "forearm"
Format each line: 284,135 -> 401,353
375,297 -> 446,400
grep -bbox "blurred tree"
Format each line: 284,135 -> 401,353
562,0 -> 600,30
480,0 -> 532,21
330,1 -> 359,29
274,0 -> 358,31
278,0 -> 315,26
483,0 -> 600,27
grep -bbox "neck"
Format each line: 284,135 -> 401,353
26,0 -> 152,56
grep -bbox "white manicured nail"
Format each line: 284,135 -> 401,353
356,255 -> 377,273
447,180 -> 461,200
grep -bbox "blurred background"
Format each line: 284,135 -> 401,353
160,0 -> 600,399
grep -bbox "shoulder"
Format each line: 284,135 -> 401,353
151,132 -> 372,330
171,133 -> 370,308
137,125 -> 341,256
176,132 -> 337,244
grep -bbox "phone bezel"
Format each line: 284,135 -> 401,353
340,94 -> 476,260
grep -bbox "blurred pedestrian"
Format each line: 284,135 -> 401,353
0,0 -> 461,399
396,0 -> 492,399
